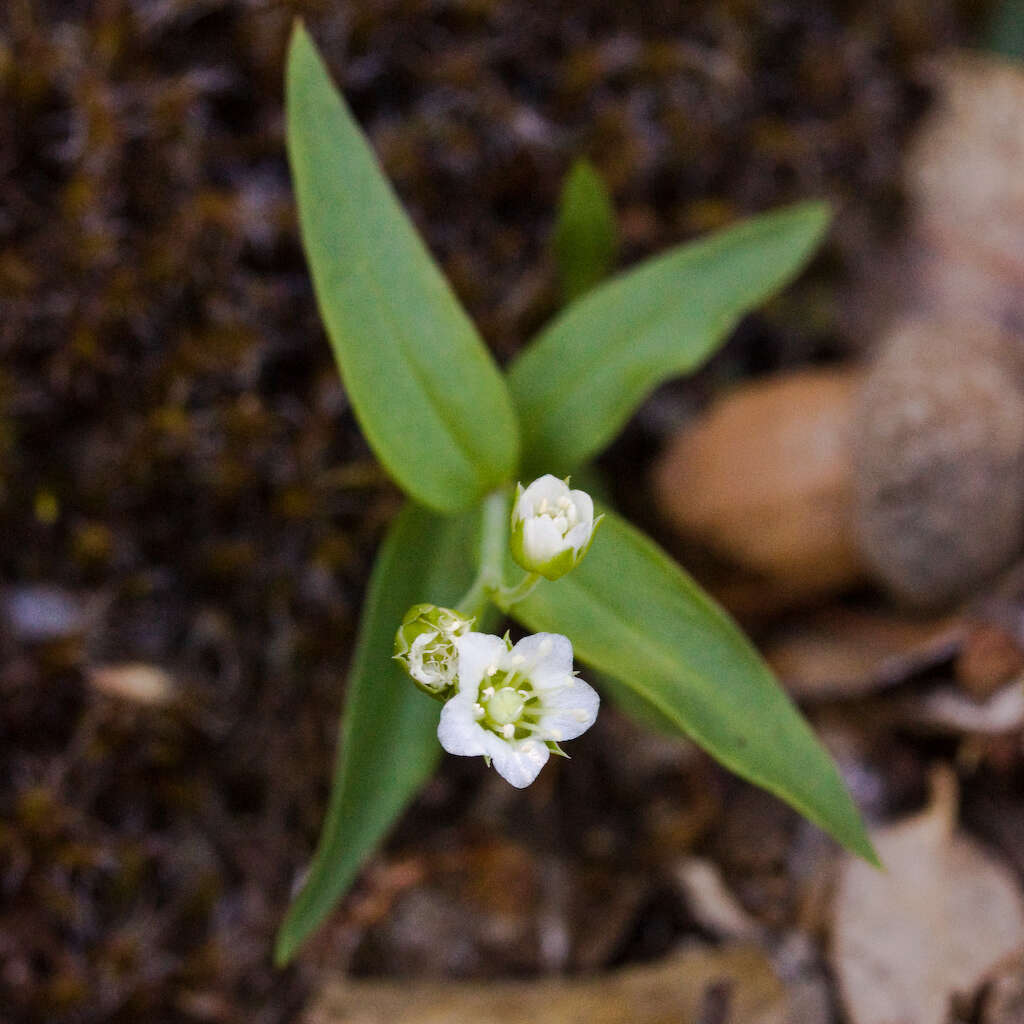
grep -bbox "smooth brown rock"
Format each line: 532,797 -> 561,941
652,368 -> 864,601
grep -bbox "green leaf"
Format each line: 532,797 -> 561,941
510,201 -> 831,476
553,159 -> 618,303
590,668 -> 681,736
285,24 -> 519,512
985,0 -> 1024,58
508,508 -> 878,865
275,501 -> 480,965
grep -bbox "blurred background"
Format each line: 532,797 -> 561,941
3,1 -> 1024,1022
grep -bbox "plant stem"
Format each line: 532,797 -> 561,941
493,572 -> 541,610
455,489 -> 509,618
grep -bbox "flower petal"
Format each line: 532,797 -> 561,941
536,676 -> 600,741
517,474 -> 570,519
522,515 -> 567,563
456,632 -> 509,698
510,632 -> 573,688
484,733 -> 550,788
568,488 -> 594,526
437,695 -> 488,756
564,520 -> 593,554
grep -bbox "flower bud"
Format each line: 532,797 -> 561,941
510,475 -> 600,581
393,604 -> 472,698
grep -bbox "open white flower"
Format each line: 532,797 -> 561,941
438,631 -> 599,788
393,603 -> 472,699
510,475 -> 600,581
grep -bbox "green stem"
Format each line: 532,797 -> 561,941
455,489 -> 509,618
493,572 -> 541,610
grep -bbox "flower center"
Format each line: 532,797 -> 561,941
536,494 -> 579,536
410,631 -> 456,685
485,686 -> 525,725
474,668 -> 544,740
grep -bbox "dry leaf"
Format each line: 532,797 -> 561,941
900,682 -> 1024,735
764,607 -> 965,700
955,622 -> 1024,701
307,944 -> 801,1024
977,949 -> 1024,1024
672,857 -> 762,942
833,767 -> 1024,1024
651,368 -> 865,601
86,663 -> 175,706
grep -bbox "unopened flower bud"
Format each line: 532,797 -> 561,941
393,604 -> 472,699
510,475 -> 601,581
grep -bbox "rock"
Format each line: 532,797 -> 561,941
905,55 -> 1024,328
851,318 -> 1024,609
833,766 -> 1024,1024
843,55 -> 1024,346
651,368 -> 865,602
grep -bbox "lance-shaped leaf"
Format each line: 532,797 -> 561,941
275,502 -> 480,965
510,202 -> 830,476
286,24 -> 519,512
554,158 -> 618,303
507,507 -> 878,865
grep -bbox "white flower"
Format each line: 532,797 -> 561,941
510,475 -> 601,581
393,604 -> 472,699
437,631 -> 599,788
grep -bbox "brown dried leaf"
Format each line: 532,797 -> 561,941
672,857 -> 763,942
307,944 -> 801,1024
955,622 -> 1024,701
899,682 -> 1024,735
833,767 -> 1024,1024
977,949 -> 1024,1024
765,607 -> 965,700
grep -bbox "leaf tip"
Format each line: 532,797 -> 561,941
273,923 -> 297,968
798,197 -> 833,238
859,836 -> 884,870
287,17 -> 308,62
